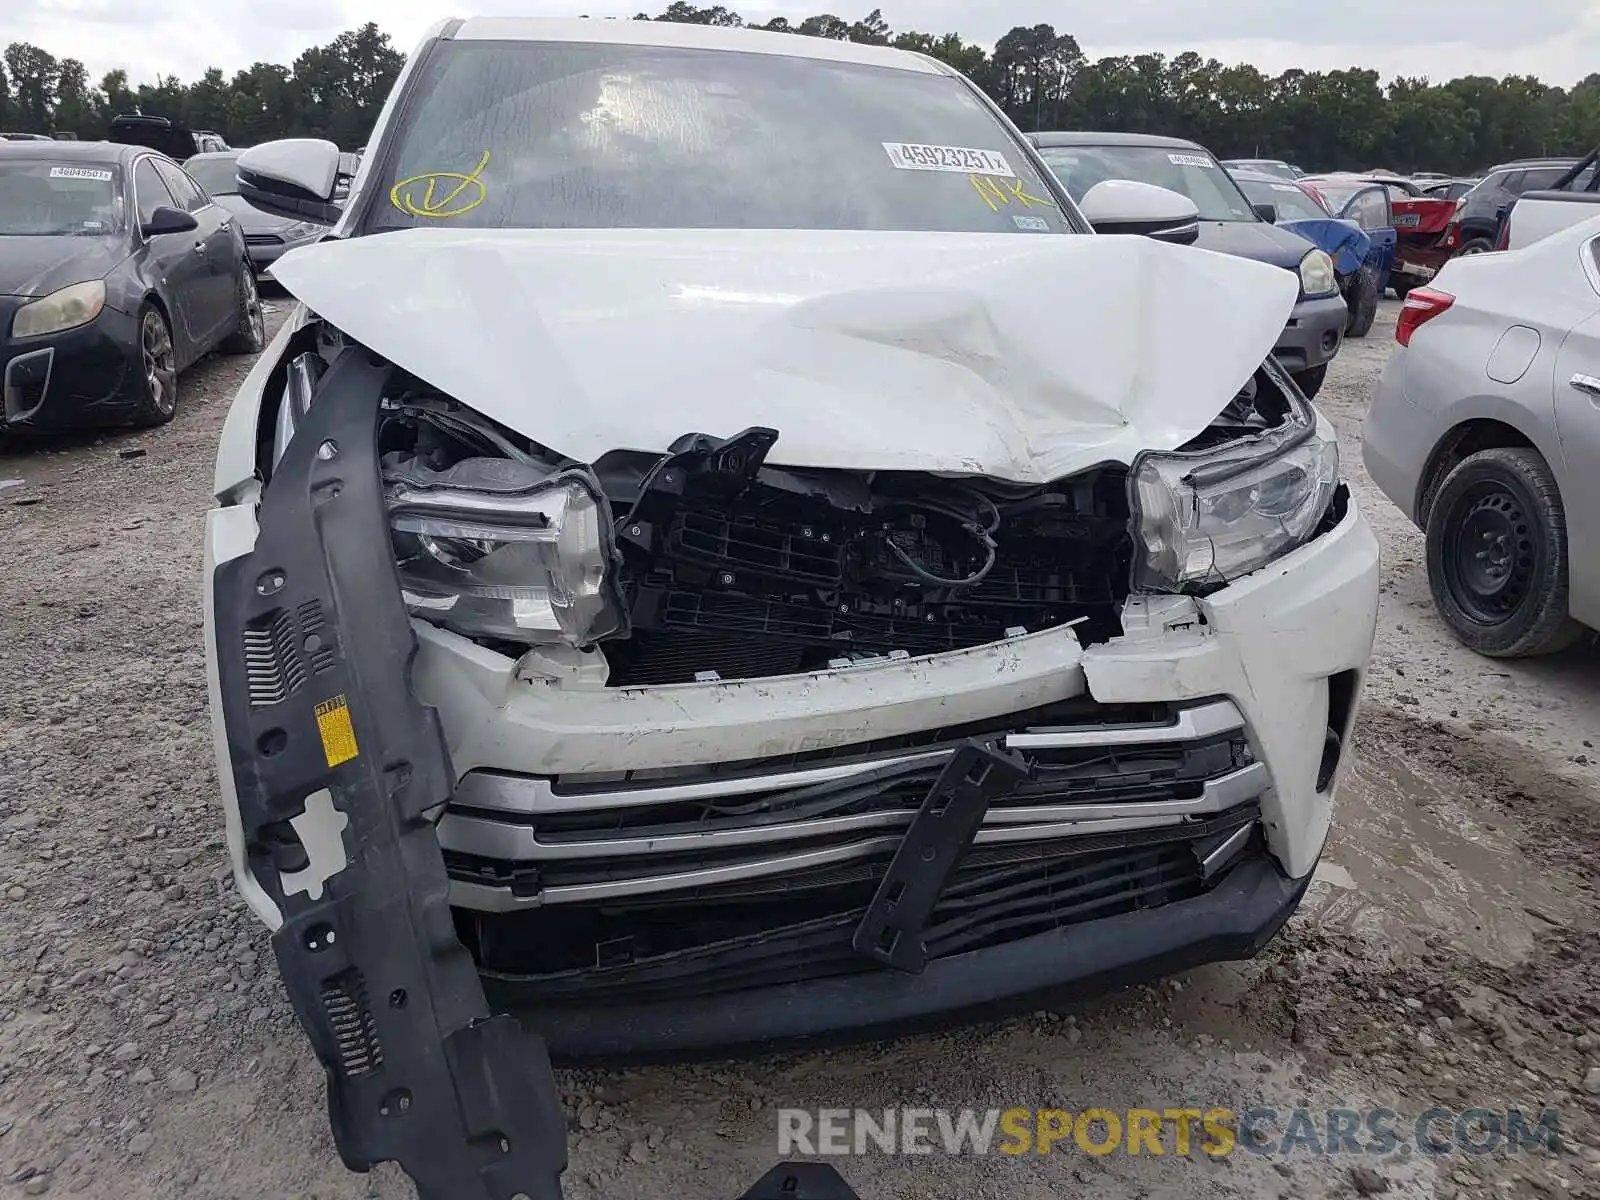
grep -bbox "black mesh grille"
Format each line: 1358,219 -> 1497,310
466,823 -> 1259,1006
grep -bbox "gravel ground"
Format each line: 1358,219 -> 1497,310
1,298 -> 1597,1200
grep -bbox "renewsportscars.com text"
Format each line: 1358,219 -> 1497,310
777,1107 -> 1564,1157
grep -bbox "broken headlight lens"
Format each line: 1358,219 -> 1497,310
385,459 -> 626,646
1130,400 -> 1339,592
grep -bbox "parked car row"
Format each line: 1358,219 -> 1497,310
0,139 -> 265,433
0,120 -> 363,435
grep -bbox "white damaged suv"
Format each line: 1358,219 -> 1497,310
203,18 -> 1378,1196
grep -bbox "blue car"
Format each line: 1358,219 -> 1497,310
1229,170 -> 1396,339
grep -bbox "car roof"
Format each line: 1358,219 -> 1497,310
450,16 -> 949,74
185,150 -> 239,163
1228,169 -> 1304,186
1223,157 -> 1289,165
0,139 -> 144,166
1488,158 -> 1579,172
1030,131 -> 1207,151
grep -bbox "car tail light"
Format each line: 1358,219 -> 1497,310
1494,218 -> 1511,250
1442,222 -> 1459,248
1396,288 -> 1454,347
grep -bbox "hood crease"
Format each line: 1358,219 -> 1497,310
273,227 -> 1298,483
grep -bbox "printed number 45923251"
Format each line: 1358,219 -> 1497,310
883,141 -> 1016,178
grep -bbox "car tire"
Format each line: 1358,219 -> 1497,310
1390,275 -> 1414,300
130,305 -> 179,427
1456,237 -> 1494,256
219,266 -> 266,355
1425,447 -> 1586,658
1344,265 -> 1379,338
1291,363 -> 1327,400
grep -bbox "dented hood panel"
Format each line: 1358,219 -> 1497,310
273,227 -> 1298,482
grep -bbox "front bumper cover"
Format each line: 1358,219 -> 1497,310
209,346 -> 567,1200
1272,292 -> 1347,372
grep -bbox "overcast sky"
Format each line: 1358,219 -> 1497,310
15,0 -> 1600,89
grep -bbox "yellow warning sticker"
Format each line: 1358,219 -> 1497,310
314,695 -> 360,768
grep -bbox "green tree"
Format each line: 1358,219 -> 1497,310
3,42 -> 59,132
52,57 -> 96,137
9,12 -> 1600,170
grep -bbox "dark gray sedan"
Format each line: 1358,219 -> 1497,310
184,151 -> 326,279
0,140 -> 263,433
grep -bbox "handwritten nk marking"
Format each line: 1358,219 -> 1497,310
969,173 -> 1050,213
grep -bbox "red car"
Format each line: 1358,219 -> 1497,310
1300,174 -> 1457,298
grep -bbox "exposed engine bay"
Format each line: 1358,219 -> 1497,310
270,332 -> 1303,687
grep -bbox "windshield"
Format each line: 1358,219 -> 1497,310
1233,177 -> 1327,222
361,41 -> 1075,235
0,161 -> 125,235
1036,144 -> 1255,222
1229,160 -> 1297,182
185,156 -> 240,196
1304,182 -> 1368,212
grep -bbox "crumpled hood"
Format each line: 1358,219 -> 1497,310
1278,217 -> 1372,277
273,227 -> 1298,483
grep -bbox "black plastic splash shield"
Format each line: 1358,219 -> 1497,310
851,740 -> 1029,973
211,347 -> 566,1199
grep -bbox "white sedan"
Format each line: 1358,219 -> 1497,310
1363,213 -> 1600,656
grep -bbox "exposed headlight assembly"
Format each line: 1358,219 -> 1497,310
1297,248 -> 1337,297
12,280 -> 106,338
385,457 -> 628,647
1130,387 -> 1340,593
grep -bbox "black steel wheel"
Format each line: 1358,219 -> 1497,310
1344,264 -> 1379,338
1425,447 -> 1584,657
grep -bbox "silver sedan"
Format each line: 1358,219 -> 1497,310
1362,214 -> 1600,656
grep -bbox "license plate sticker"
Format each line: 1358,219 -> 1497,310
49,166 -> 113,181
883,142 -> 1015,177
1168,153 -> 1214,168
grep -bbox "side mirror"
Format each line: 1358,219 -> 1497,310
1252,202 -> 1279,223
236,138 -> 344,225
141,205 -> 199,237
1078,180 -> 1201,246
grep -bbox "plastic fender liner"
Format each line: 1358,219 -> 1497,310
212,346 -> 567,1200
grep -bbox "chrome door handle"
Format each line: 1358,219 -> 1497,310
193,241 -> 207,253
1570,373 -> 1600,397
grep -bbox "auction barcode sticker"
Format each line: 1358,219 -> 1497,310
883,142 -> 1016,177
1168,153 -> 1214,168
49,166 -> 113,181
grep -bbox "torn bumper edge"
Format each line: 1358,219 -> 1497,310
205,347 -> 567,1200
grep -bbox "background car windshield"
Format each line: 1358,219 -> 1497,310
363,41 -> 1074,235
1234,177 -> 1327,221
184,156 -> 239,196
1036,145 -> 1255,221
0,162 -> 124,235
1307,182 -> 1367,211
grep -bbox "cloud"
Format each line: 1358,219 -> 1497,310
12,0 -> 1600,87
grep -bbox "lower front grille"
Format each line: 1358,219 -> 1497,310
444,698 -> 1270,1002
462,819 -> 1262,1005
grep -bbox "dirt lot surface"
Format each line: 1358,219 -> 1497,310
1,298 -> 1597,1200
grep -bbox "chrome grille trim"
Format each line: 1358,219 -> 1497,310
438,762 -> 1267,863
451,698 -> 1247,817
